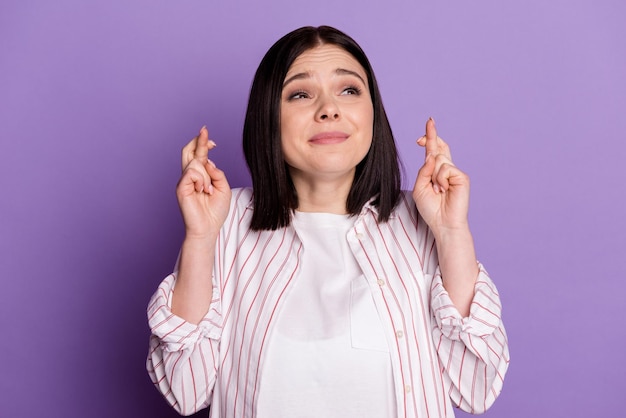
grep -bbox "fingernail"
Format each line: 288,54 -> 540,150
207,159 -> 216,167
433,183 -> 440,194
207,184 -> 214,195
208,140 -> 217,147
200,125 -> 207,133
429,116 -> 435,125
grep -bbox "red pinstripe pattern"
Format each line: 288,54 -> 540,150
146,188 -> 510,417
238,234 -> 300,416
356,222 -> 410,417
188,358 -> 197,409
250,242 -> 303,413
391,213 -> 446,418
363,212 -> 432,418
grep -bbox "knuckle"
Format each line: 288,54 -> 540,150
182,139 -> 195,153
434,154 -> 448,165
440,161 -> 453,170
183,162 -> 196,173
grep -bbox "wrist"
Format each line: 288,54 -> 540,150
183,231 -> 219,248
430,222 -> 471,244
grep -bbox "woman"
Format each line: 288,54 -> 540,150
147,26 -> 509,418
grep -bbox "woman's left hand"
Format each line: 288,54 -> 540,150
413,118 -> 471,236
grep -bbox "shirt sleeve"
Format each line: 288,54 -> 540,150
146,273 -> 222,416
430,263 -> 510,414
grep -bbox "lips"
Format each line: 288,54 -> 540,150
308,131 -> 349,145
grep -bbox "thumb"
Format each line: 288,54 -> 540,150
204,160 -> 230,192
415,152 -> 435,191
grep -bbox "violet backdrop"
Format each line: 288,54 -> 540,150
1,1 -> 624,417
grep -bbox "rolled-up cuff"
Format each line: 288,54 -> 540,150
431,263 -> 503,340
147,274 -> 222,352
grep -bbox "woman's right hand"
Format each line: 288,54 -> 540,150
176,126 -> 232,240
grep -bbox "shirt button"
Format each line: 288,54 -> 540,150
405,385 -> 412,393
396,330 -> 404,339
356,232 -> 365,240
377,279 -> 385,286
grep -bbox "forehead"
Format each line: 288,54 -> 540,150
286,44 -> 366,78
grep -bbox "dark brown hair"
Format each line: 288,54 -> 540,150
243,25 -> 401,231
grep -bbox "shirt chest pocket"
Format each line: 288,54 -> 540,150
350,275 -> 390,352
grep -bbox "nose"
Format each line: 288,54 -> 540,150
315,94 -> 340,121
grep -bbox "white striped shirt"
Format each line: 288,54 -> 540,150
147,188 -> 510,417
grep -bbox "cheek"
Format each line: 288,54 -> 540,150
360,105 -> 374,138
279,108 -> 300,139
279,113 -> 298,164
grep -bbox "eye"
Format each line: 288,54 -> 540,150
341,85 -> 362,96
287,90 -> 310,101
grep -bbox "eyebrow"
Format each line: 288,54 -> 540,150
282,68 -> 367,88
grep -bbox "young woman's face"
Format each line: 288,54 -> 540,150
280,44 -> 374,185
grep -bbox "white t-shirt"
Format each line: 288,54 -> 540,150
256,211 -> 396,417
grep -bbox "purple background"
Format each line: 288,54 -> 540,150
1,1 -> 625,417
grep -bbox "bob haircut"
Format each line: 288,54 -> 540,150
243,25 -> 402,231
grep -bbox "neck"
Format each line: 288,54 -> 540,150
290,171 -> 353,214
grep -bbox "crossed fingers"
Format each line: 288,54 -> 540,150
182,126 -> 216,171
416,118 -> 457,193
180,126 -> 218,194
